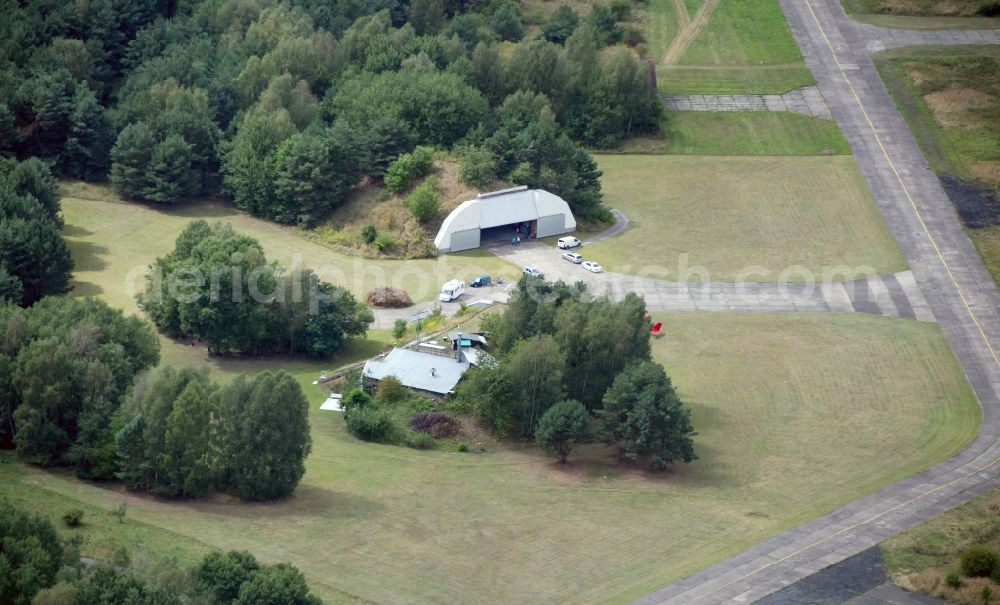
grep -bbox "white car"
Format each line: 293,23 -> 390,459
522,266 -> 543,277
581,261 -> 603,273
561,252 -> 583,264
557,236 -> 582,249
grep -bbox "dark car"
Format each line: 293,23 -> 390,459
469,274 -> 492,288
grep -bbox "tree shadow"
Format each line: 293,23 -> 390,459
175,484 -> 386,520
71,281 -> 104,297
67,240 -> 109,271
138,197 -> 240,220
61,224 -> 93,238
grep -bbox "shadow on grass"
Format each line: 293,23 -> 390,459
71,281 -> 105,297
174,484 -> 387,520
62,224 -> 94,237
68,240 -> 109,272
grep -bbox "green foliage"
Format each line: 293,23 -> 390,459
491,3 -> 524,42
0,500 -> 65,605
600,361 -> 697,470
330,71 -> 489,148
586,4 -> 624,46
405,176 -> 440,222
535,399 -> 590,463
120,367 -> 311,501
457,442 -> 469,452
361,224 -> 378,244
344,406 -> 403,444
961,546 -> 1000,577
138,220 -> 371,356
362,116 -> 416,178
110,122 -> 156,200
393,318 -> 407,340
2,297 -> 159,475
233,562 -> 322,605
946,571 -> 961,588
372,232 -> 394,252
406,431 -> 437,449
270,124 -> 363,226
542,6 -> 580,45
195,551 -> 260,604
408,0 -> 447,35
457,145 -> 497,188
61,509 -> 84,527
385,146 -> 434,192
507,334 -> 566,435
341,387 -> 373,413
377,376 -> 406,403
61,85 -> 113,181
143,133 -> 195,203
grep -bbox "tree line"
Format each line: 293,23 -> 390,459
2,500 -> 323,604
455,277 -> 696,469
0,296 -> 313,500
0,158 -> 74,307
1,0 -> 659,224
138,219 -> 374,356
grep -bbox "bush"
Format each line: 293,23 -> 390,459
946,571 -> 961,588
62,509 -> 84,527
341,387 -> 373,413
407,432 -> 437,449
361,224 -> 378,244
385,146 -> 434,193
609,0 -> 632,20
372,233 -> 394,252
457,442 -> 469,452
961,546 -> 1000,577
377,376 -> 407,403
409,411 -> 460,437
459,146 -> 497,187
345,407 -> 402,443
393,318 -> 407,340
366,287 -> 413,308
406,176 -> 440,222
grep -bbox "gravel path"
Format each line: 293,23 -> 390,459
632,2 -> 1000,603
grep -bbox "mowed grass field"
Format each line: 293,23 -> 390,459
61,182 -> 517,313
874,46 -> 1000,286
587,155 -> 907,280
661,112 -> 851,155
653,0 -> 815,94
0,313 -> 980,605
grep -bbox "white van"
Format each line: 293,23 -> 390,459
557,236 -> 582,249
439,280 -> 465,302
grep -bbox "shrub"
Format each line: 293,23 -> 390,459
407,432 -> 437,449
409,411 -> 460,437
372,233 -> 394,252
457,442 -> 469,452
406,176 -> 440,222
946,571 -> 961,588
961,546 -> 1000,577
385,146 -> 434,193
345,407 -> 402,443
341,387 -> 373,413
459,146 -> 497,187
361,224 -> 378,244
609,0 -> 632,20
393,318 -> 407,340
377,376 -> 407,403
62,509 -> 84,527
366,287 -> 413,308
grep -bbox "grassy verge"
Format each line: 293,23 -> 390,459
644,0 -> 679,60
873,45 -> 1000,286
661,111 -> 850,155
0,312 -> 980,605
842,0 -> 1000,29
657,65 -> 816,94
588,154 -> 907,280
679,0 -> 805,66
882,488 -> 1000,604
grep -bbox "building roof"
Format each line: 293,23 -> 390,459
362,348 -> 469,395
434,187 -> 576,252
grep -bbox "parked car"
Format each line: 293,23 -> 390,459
469,274 -> 491,287
439,280 -> 465,301
561,252 -> 583,264
557,236 -> 582,249
522,266 -> 543,277
581,261 -> 603,273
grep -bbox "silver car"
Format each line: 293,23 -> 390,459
562,252 -> 583,264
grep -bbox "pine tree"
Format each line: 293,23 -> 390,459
143,133 -> 194,203
163,380 -> 217,497
62,84 -> 114,181
110,122 -> 156,199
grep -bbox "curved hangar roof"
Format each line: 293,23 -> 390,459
434,186 -> 577,253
